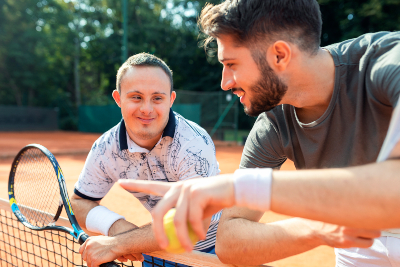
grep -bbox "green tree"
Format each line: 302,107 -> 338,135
2,0 -> 400,131
319,0 -> 400,46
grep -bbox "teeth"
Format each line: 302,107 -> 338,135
236,91 -> 244,97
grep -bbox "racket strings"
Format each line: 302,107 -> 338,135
13,148 -> 62,228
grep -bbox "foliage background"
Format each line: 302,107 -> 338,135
1,0 -> 400,130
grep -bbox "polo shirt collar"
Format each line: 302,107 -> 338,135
162,108 -> 176,138
118,108 -> 176,151
119,121 -> 129,151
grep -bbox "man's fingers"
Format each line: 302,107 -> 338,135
151,184 -> 183,249
119,180 -> 172,196
187,186 -> 208,241
117,256 -> 128,262
345,236 -> 375,248
174,184 -> 193,252
80,240 -> 88,263
138,254 -> 144,262
122,253 -> 144,262
343,228 -> 381,239
79,240 -> 87,255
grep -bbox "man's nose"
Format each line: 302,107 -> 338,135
140,100 -> 153,114
221,67 -> 235,91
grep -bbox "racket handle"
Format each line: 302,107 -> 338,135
100,262 -> 120,267
78,233 -> 90,245
78,233 -> 120,267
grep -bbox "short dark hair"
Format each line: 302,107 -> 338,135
199,0 -> 322,54
116,53 -> 173,93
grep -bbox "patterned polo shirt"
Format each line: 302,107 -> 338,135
74,109 -> 221,251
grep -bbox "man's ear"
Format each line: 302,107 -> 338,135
266,41 -> 292,72
170,91 -> 176,107
112,90 -> 121,107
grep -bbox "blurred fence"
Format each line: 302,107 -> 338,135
0,91 -> 239,140
78,105 -> 122,133
0,106 -> 58,131
175,90 -> 238,140
78,90 -> 238,139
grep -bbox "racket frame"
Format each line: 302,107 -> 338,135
8,144 -> 88,243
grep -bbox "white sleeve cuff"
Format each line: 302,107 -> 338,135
85,206 -> 125,236
233,168 -> 273,212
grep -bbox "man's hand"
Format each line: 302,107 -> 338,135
79,220 -> 144,266
304,219 -> 381,248
118,175 -> 234,252
79,234 -> 144,267
108,219 -> 144,262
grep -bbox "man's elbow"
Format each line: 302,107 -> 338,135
215,226 -> 237,264
215,240 -> 232,264
70,193 -> 79,207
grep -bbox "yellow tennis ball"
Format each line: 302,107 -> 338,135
163,208 -> 199,254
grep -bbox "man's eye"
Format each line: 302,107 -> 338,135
154,97 -> 163,101
132,96 -> 141,100
227,63 -> 233,68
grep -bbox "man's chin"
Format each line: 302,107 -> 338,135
243,105 -> 271,117
136,132 -> 159,140
243,105 -> 258,117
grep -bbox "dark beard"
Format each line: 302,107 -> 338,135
244,50 -> 288,117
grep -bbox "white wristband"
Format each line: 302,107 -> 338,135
233,168 -> 273,211
86,206 -> 125,236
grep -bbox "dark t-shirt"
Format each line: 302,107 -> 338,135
241,32 -> 400,170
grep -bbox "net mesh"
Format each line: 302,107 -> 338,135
0,204 -> 237,267
0,208 -> 137,267
0,208 -> 198,267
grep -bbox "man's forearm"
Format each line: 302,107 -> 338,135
272,159 -> 400,229
216,218 -> 320,265
70,195 -> 100,228
113,223 -> 161,255
70,194 -> 133,237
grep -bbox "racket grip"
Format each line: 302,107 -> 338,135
78,233 -> 90,245
100,262 -> 120,267
78,233 -> 120,267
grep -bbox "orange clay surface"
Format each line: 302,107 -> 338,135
0,132 -> 335,267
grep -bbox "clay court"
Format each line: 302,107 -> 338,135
0,132 -> 335,266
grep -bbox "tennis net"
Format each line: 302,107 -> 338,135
0,198 -> 267,267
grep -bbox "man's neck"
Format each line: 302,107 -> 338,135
126,129 -> 162,151
284,48 -> 336,123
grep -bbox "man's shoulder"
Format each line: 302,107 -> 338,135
256,105 -> 289,129
166,112 -> 219,177
173,111 -> 213,145
324,32 -> 400,65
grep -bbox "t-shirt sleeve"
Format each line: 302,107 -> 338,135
240,113 -> 287,169
74,142 -> 117,200
175,136 -> 220,181
368,39 -> 400,107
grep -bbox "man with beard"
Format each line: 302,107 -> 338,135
116,0 -> 400,266
71,53 -> 222,267
202,0 -> 400,265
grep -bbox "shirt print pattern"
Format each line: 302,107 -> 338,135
74,111 -> 220,250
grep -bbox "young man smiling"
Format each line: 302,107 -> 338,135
71,53 -> 221,267
202,1 -> 400,265
117,1 -> 400,266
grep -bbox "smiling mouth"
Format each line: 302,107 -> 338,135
138,117 -> 154,124
231,88 -> 245,98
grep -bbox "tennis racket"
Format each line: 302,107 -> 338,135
8,144 -> 119,267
